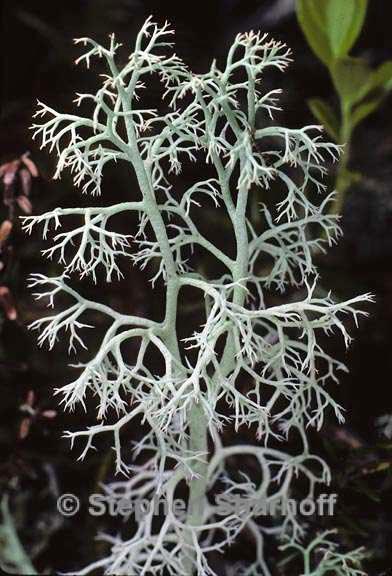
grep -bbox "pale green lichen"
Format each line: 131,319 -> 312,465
280,530 -> 367,576
24,17 -> 372,575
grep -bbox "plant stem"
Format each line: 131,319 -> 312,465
183,404 -> 209,574
330,103 -> 352,216
183,147 -> 250,573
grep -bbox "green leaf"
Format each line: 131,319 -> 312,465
371,60 -> 392,91
322,0 -> 367,59
296,0 -> 333,66
331,57 -> 373,108
352,60 -> 392,104
307,98 -> 339,141
341,60 -> 392,131
296,0 -> 368,66
337,59 -> 392,132
351,98 -> 383,129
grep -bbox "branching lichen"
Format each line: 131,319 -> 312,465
24,17 -> 372,575
281,530 -> 367,576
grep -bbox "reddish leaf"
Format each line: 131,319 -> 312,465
21,153 -> 39,178
19,418 -> 31,440
19,168 -> 32,197
0,159 -> 20,187
16,195 -> 33,215
0,220 -> 13,245
0,161 -> 12,177
26,390 -> 35,408
0,285 -> 17,320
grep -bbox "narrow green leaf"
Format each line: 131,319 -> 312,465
308,98 -> 340,141
296,0 -> 332,66
342,60 -> 392,131
371,60 -> 392,91
323,0 -> 367,59
348,61 -> 392,106
296,0 -> 368,67
351,98 -> 383,129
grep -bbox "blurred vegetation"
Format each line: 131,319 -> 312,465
297,0 -> 392,214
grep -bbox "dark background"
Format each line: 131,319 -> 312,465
1,1 -> 392,574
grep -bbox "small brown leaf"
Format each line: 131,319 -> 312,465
16,195 -> 33,215
0,220 -> 13,245
21,153 -> 39,178
0,161 -> 12,177
0,160 -> 20,187
0,285 -> 17,320
19,168 -> 32,197
19,418 -> 31,440
26,390 -> 35,407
